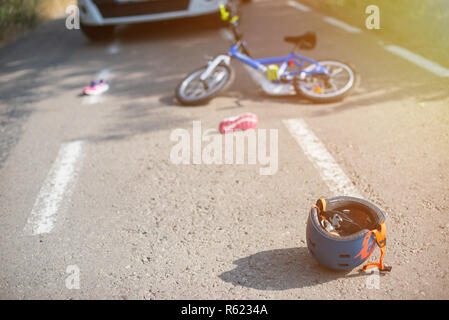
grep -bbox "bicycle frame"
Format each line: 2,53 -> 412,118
228,42 -> 329,80
200,6 -> 330,85
200,41 -> 330,83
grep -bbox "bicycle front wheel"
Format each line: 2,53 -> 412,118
175,64 -> 233,106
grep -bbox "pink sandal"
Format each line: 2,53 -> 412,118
83,80 -> 109,96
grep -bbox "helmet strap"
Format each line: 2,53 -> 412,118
360,222 -> 392,272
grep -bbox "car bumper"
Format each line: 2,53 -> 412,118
78,0 -> 227,26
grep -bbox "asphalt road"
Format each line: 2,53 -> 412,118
0,0 -> 448,299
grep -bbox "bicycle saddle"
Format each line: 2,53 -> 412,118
284,31 -> 316,49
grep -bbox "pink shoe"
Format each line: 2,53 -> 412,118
83,80 -> 109,96
219,113 -> 258,133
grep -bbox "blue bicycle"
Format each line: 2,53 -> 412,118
175,4 -> 357,105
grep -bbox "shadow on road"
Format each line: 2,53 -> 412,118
219,247 -> 371,290
2,4 -> 449,159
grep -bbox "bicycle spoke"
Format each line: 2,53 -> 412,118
178,65 -> 230,102
331,67 -> 344,76
327,79 -> 338,92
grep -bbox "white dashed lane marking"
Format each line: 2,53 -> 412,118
287,0 -> 311,12
283,118 -> 361,197
322,16 -> 362,34
24,140 -> 86,235
384,44 -> 449,78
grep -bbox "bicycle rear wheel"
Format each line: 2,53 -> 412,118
294,60 -> 358,103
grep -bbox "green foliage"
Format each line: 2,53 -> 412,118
0,0 -> 74,45
0,0 -> 40,32
299,0 -> 449,66
299,0 -> 449,32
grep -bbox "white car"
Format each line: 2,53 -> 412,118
77,0 -> 233,41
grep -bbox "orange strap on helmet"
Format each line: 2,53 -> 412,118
312,197 -> 326,227
313,198 -> 340,237
360,222 -> 392,272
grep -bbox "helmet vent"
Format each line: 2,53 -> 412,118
338,263 -> 349,267
339,254 -> 351,258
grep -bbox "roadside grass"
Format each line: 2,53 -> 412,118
0,0 -> 75,46
299,0 -> 449,68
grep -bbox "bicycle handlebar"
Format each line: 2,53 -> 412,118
220,4 -> 242,41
